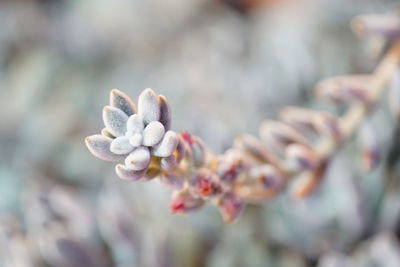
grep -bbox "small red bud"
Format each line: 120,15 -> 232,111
189,169 -> 222,198
181,131 -> 194,146
218,193 -> 244,223
170,189 -> 203,214
170,197 -> 186,213
217,149 -> 247,183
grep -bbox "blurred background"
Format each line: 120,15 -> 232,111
1,0 -> 400,266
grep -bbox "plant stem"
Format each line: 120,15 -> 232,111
236,39 -> 400,202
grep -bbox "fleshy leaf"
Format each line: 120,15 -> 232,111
314,75 -> 371,104
126,114 -> 144,135
217,193 -> 243,223
85,135 -> 125,162
217,149 -> 247,183
160,154 -> 178,171
142,121 -> 165,147
234,134 -> 279,166
159,173 -> 183,190
285,143 -> 320,171
192,138 -> 206,167
250,164 -> 285,190
103,106 -> 128,137
109,89 -> 137,116
151,131 -> 178,157
352,14 -> 400,38
138,88 -> 161,124
175,136 -> 187,163
129,133 -> 143,147
358,121 -> 380,172
313,112 -> 342,142
259,120 -> 310,153
189,169 -> 222,199
170,189 -> 203,214
279,107 -> 321,134
158,95 -> 171,131
125,146 -> 151,171
101,128 -> 115,139
115,164 -> 147,181
110,136 -> 134,155
292,161 -> 327,198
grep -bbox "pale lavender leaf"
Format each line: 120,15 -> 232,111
158,173 -> 183,190
129,133 -> 143,147
352,14 -> 400,38
233,134 -> 280,167
110,136 -> 134,155
314,75 -> 371,104
170,189 -> 203,214
142,121 -> 165,147
138,88 -> 160,124
175,136 -> 187,163
313,112 -> 342,142
115,164 -> 147,181
160,154 -> 178,171
151,131 -> 178,157
101,128 -> 115,139
285,143 -> 320,171
259,120 -> 310,153
109,89 -> 137,116
102,106 -> 128,137
158,95 -> 171,131
217,193 -> 243,223
126,114 -> 144,135
125,146 -> 151,171
85,135 -> 125,162
192,138 -> 206,167
250,165 -> 285,190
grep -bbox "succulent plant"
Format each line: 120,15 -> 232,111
84,14 -> 400,225
85,89 -> 179,181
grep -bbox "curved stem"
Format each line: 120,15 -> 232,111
236,39 -> 400,202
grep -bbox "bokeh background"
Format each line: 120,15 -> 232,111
1,0 -> 400,266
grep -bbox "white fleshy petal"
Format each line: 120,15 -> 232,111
103,106 -> 128,137
152,131 -> 178,157
115,164 -> 147,181
138,88 -> 160,124
85,135 -> 125,162
125,146 -> 151,170
110,136 -> 134,155
126,114 -> 144,135
109,89 -> 137,116
142,121 -> 165,147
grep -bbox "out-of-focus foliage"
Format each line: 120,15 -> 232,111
1,0 -> 400,266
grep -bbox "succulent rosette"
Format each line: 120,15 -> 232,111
85,88 -> 179,181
